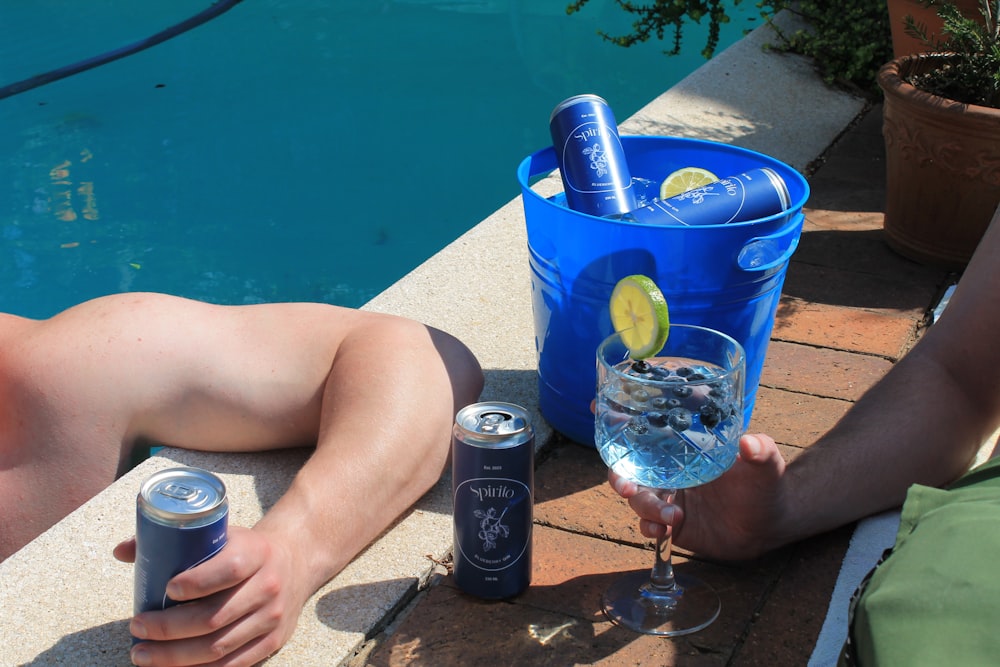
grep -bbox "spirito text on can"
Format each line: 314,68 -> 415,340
452,402 -> 534,599
622,167 -> 791,226
549,94 -> 637,217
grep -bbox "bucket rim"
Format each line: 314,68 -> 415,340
517,135 -> 810,228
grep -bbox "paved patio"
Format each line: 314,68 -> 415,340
0,12 -> 962,666
354,105 -> 956,666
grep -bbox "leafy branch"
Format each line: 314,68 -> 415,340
566,0 -> 893,98
565,0 -> 747,59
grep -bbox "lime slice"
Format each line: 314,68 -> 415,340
609,274 -> 670,359
659,166 -> 719,200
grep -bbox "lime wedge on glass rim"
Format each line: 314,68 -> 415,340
609,274 -> 670,359
659,166 -> 718,200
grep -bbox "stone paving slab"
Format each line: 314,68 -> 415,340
0,448 -> 453,667
619,12 -> 864,173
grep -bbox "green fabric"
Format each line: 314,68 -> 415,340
843,456 -> 1000,666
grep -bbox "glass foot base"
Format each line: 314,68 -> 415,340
602,570 -> 720,637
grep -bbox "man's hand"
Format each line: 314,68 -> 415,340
114,526 -> 307,667
609,433 -> 788,561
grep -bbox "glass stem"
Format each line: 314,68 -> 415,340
649,489 -> 677,592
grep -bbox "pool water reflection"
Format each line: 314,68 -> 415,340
0,0 -> 758,317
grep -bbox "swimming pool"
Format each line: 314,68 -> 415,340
0,0 -> 759,318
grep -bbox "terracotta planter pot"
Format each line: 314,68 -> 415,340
885,0 -> 984,58
878,54 -> 1000,269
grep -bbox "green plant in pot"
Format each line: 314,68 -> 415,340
885,0 -> 984,57
878,0 -> 1000,269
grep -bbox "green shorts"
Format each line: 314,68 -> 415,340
840,455 -> 1000,666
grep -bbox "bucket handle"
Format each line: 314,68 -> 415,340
520,146 -> 558,184
736,213 -> 804,273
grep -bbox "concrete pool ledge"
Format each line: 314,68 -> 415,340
0,11 -> 866,666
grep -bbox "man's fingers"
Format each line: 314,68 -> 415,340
608,470 -> 638,498
739,433 -> 781,465
638,519 -> 670,540
627,488 -> 679,527
609,471 -> 683,537
113,537 -> 136,563
167,528 -> 265,601
130,581 -> 291,667
131,619 -> 276,667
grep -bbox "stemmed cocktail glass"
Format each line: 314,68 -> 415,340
595,324 -> 745,636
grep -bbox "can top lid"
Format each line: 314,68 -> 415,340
549,93 -> 610,124
455,401 -> 532,441
140,467 -> 227,523
760,167 -> 791,211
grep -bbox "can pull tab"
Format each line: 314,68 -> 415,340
478,411 -> 511,434
160,482 -> 209,508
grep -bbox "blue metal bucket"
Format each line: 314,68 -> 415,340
519,135 -> 809,446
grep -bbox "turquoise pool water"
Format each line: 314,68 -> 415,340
0,0 -> 759,318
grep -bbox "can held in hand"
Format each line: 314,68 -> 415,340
549,94 -> 637,217
134,467 -> 229,624
623,167 -> 791,226
452,402 -> 534,599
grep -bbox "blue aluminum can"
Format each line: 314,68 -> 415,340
623,167 -> 791,226
452,402 -> 534,600
549,94 -> 637,217
133,467 -> 229,625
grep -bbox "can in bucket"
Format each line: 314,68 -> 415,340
623,168 -> 791,226
549,94 -> 637,217
133,467 -> 229,628
451,402 -> 534,599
